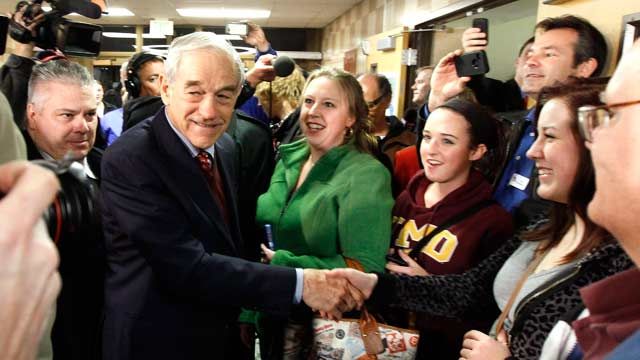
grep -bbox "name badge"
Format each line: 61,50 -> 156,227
508,173 -> 530,191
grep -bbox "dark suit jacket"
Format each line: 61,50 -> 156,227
467,76 -> 526,113
227,110 -> 275,262
100,109 -> 296,360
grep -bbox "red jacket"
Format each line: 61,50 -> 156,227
393,145 -> 421,194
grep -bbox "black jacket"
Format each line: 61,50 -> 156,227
0,54 -> 35,129
467,76 -> 526,113
24,131 -> 105,360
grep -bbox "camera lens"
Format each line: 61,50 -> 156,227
41,168 -> 99,245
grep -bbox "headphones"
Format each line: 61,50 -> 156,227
124,52 -> 163,98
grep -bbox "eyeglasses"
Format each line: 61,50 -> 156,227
366,92 -> 389,109
577,99 -> 640,141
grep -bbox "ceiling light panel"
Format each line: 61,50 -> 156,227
176,8 -> 271,19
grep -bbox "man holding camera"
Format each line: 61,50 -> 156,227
25,59 -> 105,360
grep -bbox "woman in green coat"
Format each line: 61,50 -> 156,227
255,68 -> 393,359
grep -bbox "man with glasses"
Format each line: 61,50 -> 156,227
567,39 -> 640,359
358,72 -> 416,168
541,39 -> 640,359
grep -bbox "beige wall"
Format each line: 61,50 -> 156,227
321,0 -> 462,70
323,0 -> 640,76
537,0 -> 640,75
438,0 -> 538,81
364,27 -> 410,117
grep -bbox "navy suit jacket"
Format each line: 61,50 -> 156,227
100,109 -> 296,360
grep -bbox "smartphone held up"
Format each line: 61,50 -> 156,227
455,17 -> 490,77
226,22 -> 248,36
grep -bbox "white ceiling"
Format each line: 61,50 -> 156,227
0,0 -> 362,28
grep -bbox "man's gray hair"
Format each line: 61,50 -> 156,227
164,31 -> 245,89
28,60 -> 94,107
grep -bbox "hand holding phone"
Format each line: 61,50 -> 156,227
472,18 -> 489,45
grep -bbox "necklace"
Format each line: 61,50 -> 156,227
307,156 -> 316,167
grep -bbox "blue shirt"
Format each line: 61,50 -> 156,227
238,96 -> 270,126
255,44 -> 277,61
100,108 -> 124,146
493,109 -> 536,213
606,329 -> 640,359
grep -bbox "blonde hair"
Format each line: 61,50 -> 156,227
255,67 -> 306,116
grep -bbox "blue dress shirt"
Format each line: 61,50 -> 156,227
493,109 -> 536,213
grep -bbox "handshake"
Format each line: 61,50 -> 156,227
300,268 -> 380,319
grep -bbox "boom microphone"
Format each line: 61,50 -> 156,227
273,56 -> 295,77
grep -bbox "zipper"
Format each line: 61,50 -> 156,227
277,159 -> 314,238
510,259 -> 587,336
276,187 -> 298,241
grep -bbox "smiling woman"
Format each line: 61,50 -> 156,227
338,78 -> 633,360
387,99 -> 513,359
250,68 -> 393,359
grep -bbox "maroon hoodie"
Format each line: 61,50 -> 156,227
389,169 -> 514,359
391,168 -> 513,275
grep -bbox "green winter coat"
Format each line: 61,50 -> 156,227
239,138 -> 393,325
257,138 -> 393,273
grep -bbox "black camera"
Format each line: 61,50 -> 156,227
10,0 -> 103,57
33,158 -> 101,246
455,50 -> 490,77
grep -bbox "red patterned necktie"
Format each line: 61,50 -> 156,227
196,150 -> 229,224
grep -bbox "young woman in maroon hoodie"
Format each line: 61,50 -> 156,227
387,98 -> 513,359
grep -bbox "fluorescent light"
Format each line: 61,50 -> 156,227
176,8 -> 270,19
103,8 -> 135,16
41,6 -> 134,16
222,34 -> 243,41
103,32 -> 165,39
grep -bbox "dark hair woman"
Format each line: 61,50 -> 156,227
333,78 -> 632,359
387,99 -> 513,359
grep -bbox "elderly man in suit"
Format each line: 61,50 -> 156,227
100,32 -> 361,360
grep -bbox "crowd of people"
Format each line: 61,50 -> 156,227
1,2 -> 640,359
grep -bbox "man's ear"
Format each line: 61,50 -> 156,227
26,103 -> 38,131
382,94 -> 392,110
159,74 -> 170,105
575,58 -> 598,78
469,144 -> 487,161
